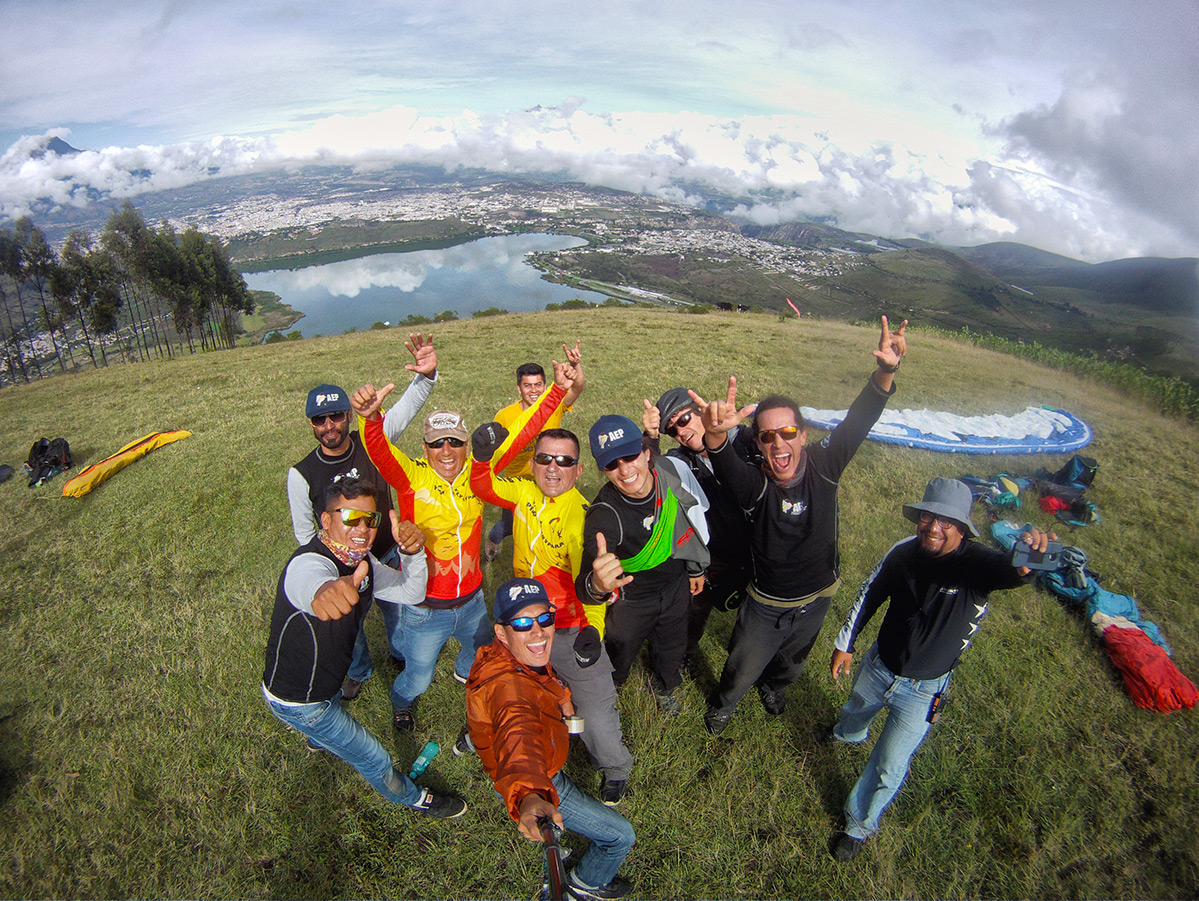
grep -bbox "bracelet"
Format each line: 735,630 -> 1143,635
877,359 -> 901,374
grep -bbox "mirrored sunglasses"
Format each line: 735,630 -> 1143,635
757,426 -> 799,443
426,437 -> 466,448
602,451 -> 643,472
506,610 -> 557,632
335,508 -> 382,529
533,452 -> 578,467
664,409 -> 694,437
311,411 -> 348,426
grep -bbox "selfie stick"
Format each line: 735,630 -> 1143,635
537,816 -> 568,901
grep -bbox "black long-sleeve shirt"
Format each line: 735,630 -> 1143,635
707,378 -> 892,602
834,537 -> 1030,679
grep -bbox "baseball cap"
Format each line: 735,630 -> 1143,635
306,384 -> 351,418
423,410 -> 468,443
588,414 -> 644,470
494,577 -> 554,625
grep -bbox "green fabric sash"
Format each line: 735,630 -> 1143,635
621,488 -> 678,573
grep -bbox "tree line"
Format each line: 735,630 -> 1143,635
0,202 -> 253,386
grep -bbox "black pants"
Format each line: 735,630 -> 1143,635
604,577 -> 691,693
709,594 -> 833,716
685,556 -> 750,658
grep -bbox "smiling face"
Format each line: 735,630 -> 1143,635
531,435 -> 580,498
320,492 -> 379,553
601,447 -> 653,499
495,602 -> 555,668
665,405 -> 704,453
755,407 -> 807,483
425,438 -> 468,481
916,512 -> 965,557
518,373 -> 546,409
311,410 -> 351,454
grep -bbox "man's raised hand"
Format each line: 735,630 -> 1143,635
591,531 -> 634,597
690,376 -> 754,447
311,560 -> 368,621
642,398 -> 661,438
873,315 -> 908,370
351,383 -> 395,421
405,333 -> 438,378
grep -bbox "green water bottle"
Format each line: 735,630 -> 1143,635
408,741 -> 440,778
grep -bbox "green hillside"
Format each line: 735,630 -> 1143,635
1,309 -> 1196,898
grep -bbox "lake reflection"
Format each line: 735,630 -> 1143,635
243,233 -> 608,337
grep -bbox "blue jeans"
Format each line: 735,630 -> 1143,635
391,589 -> 491,710
263,686 -> 422,807
347,547 -> 406,682
552,771 -> 636,888
833,644 -> 950,839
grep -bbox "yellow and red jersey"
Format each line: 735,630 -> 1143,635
493,396 -> 570,479
363,383 -> 567,602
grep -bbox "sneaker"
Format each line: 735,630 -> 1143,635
305,737 -> 324,754
340,676 -> 365,701
704,709 -> 731,736
409,787 -> 467,820
452,728 -> 475,757
483,540 -> 501,562
599,776 -> 627,806
759,686 -> 786,716
679,653 -> 699,679
391,655 -> 407,673
817,723 -> 839,746
654,690 -> 680,715
830,832 -> 864,862
453,670 -> 469,685
566,873 -> 633,900
393,707 -> 416,733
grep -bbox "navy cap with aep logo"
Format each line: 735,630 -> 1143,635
306,384 -> 351,418
588,414 -> 644,470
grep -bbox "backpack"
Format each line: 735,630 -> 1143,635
24,436 -> 73,488
1038,454 -> 1098,490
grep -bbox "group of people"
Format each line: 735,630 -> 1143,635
262,318 -> 1056,895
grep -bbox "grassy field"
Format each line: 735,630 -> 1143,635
1,308 -> 1197,899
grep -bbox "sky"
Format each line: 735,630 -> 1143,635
1,0 -> 1198,262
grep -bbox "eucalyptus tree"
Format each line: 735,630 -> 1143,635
14,216 -> 68,371
0,228 -> 41,379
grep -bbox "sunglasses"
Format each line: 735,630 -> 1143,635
602,451 -> 643,472
757,426 -> 800,443
334,508 -> 382,529
426,437 -> 466,449
506,610 -> 557,632
311,411 -> 348,426
664,409 -> 695,437
918,512 -> 960,530
533,452 -> 578,467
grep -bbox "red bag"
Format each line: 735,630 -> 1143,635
1102,626 -> 1198,712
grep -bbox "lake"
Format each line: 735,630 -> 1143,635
242,233 -> 609,337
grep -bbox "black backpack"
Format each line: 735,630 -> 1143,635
25,437 -> 73,488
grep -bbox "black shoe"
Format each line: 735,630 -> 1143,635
817,723 -> 839,745
654,690 -> 680,716
599,776 -> 627,806
759,686 -> 786,716
704,709 -> 731,736
452,728 -> 474,757
391,655 -> 406,674
567,873 -> 633,900
409,787 -> 467,819
393,707 -> 416,733
340,676 -> 365,701
679,653 -> 699,679
830,832 -> 864,862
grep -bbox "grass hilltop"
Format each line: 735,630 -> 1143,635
1,308 -> 1197,899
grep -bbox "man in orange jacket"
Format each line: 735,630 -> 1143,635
466,578 -> 635,901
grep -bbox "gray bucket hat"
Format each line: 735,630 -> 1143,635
902,477 -> 980,537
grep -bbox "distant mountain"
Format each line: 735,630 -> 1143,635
957,241 -> 1199,315
32,136 -> 81,158
739,220 -> 907,252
